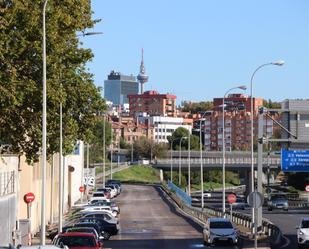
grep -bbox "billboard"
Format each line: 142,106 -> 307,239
281,150 -> 309,172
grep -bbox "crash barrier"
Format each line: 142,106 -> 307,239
162,183 -> 283,247
167,180 -> 192,206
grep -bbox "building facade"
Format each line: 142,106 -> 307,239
148,116 -> 192,143
104,71 -> 139,105
213,94 -> 263,112
198,110 -> 273,151
128,90 -> 177,117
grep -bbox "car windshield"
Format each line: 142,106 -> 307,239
210,221 -> 233,229
302,220 -> 309,228
56,236 -> 96,247
93,193 -> 104,197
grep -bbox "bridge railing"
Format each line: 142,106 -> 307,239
157,157 -> 281,165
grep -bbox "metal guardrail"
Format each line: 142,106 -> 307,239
161,183 -> 283,246
157,157 -> 281,166
167,181 -> 192,206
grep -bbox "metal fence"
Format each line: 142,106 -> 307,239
167,180 -> 192,206
0,171 -> 15,197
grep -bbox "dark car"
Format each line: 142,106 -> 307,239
106,179 -> 121,187
53,232 -> 102,249
79,217 -> 119,238
48,225 -> 73,240
73,222 -> 109,240
83,212 -> 118,224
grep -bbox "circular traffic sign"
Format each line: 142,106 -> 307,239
227,193 -> 237,204
305,185 -> 309,192
24,192 -> 35,203
247,191 -> 264,208
79,186 -> 85,193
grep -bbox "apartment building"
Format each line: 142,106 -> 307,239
128,90 -> 177,117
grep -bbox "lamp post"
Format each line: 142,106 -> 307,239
103,114 -> 106,188
250,60 -> 284,193
178,136 -> 187,186
110,123 -> 113,180
199,112 -> 208,210
249,60 -> 284,226
41,0 -> 49,244
188,133 -> 191,196
222,85 -> 247,215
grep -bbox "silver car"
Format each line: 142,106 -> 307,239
203,218 -> 238,246
297,218 -> 309,248
267,194 -> 288,211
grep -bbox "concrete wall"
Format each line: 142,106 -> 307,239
0,155 -> 19,246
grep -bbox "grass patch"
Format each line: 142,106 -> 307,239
95,164 -> 120,175
112,165 -> 161,184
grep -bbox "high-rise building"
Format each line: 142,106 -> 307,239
104,71 -> 139,105
128,90 -> 177,117
137,48 -> 149,94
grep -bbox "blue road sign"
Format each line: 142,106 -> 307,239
281,150 -> 309,172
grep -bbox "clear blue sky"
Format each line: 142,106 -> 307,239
81,1 -> 309,104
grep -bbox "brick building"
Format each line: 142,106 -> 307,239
128,90 -> 177,117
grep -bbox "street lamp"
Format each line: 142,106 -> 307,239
249,61 -> 284,192
179,136 -> 187,186
222,85 -> 247,215
249,60 -> 284,225
103,114 -> 106,188
41,0 -> 49,244
199,112 -> 208,210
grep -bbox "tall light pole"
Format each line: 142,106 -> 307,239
103,114 -> 106,188
58,82 -> 63,234
250,61 -> 284,192
188,133 -> 191,196
110,123 -> 113,180
41,0 -> 49,244
178,136 -> 187,186
199,112 -> 208,210
250,60 -> 284,225
222,85 -> 247,215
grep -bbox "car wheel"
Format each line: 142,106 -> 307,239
285,208 -> 288,212
268,207 -> 272,211
298,243 -> 303,248
101,231 -> 110,240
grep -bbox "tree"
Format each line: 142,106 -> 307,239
133,137 -> 167,160
168,127 -> 200,150
0,0 -> 104,162
263,99 -> 281,109
180,101 -> 213,113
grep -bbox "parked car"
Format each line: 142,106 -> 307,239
95,188 -> 111,199
53,232 -> 102,249
106,179 -> 121,187
78,217 -> 119,239
80,206 -> 118,217
91,192 -> 107,200
73,222 -> 109,240
104,186 -> 117,198
65,227 -> 100,242
296,218 -> 309,248
83,212 -> 119,224
267,194 -> 288,211
106,184 -> 121,195
203,218 -> 238,246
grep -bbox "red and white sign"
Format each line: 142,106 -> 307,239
24,192 -> 35,203
227,193 -> 237,204
305,185 -> 309,192
79,186 -> 85,193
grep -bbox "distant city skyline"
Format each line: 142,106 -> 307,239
81,1 -> 309,104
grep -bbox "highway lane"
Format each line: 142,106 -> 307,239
104,184 -> 240,249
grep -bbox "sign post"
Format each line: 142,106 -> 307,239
227,194 -> 236,219
247,191 -> 264,249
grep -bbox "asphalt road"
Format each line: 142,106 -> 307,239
104,184 -> 240,249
